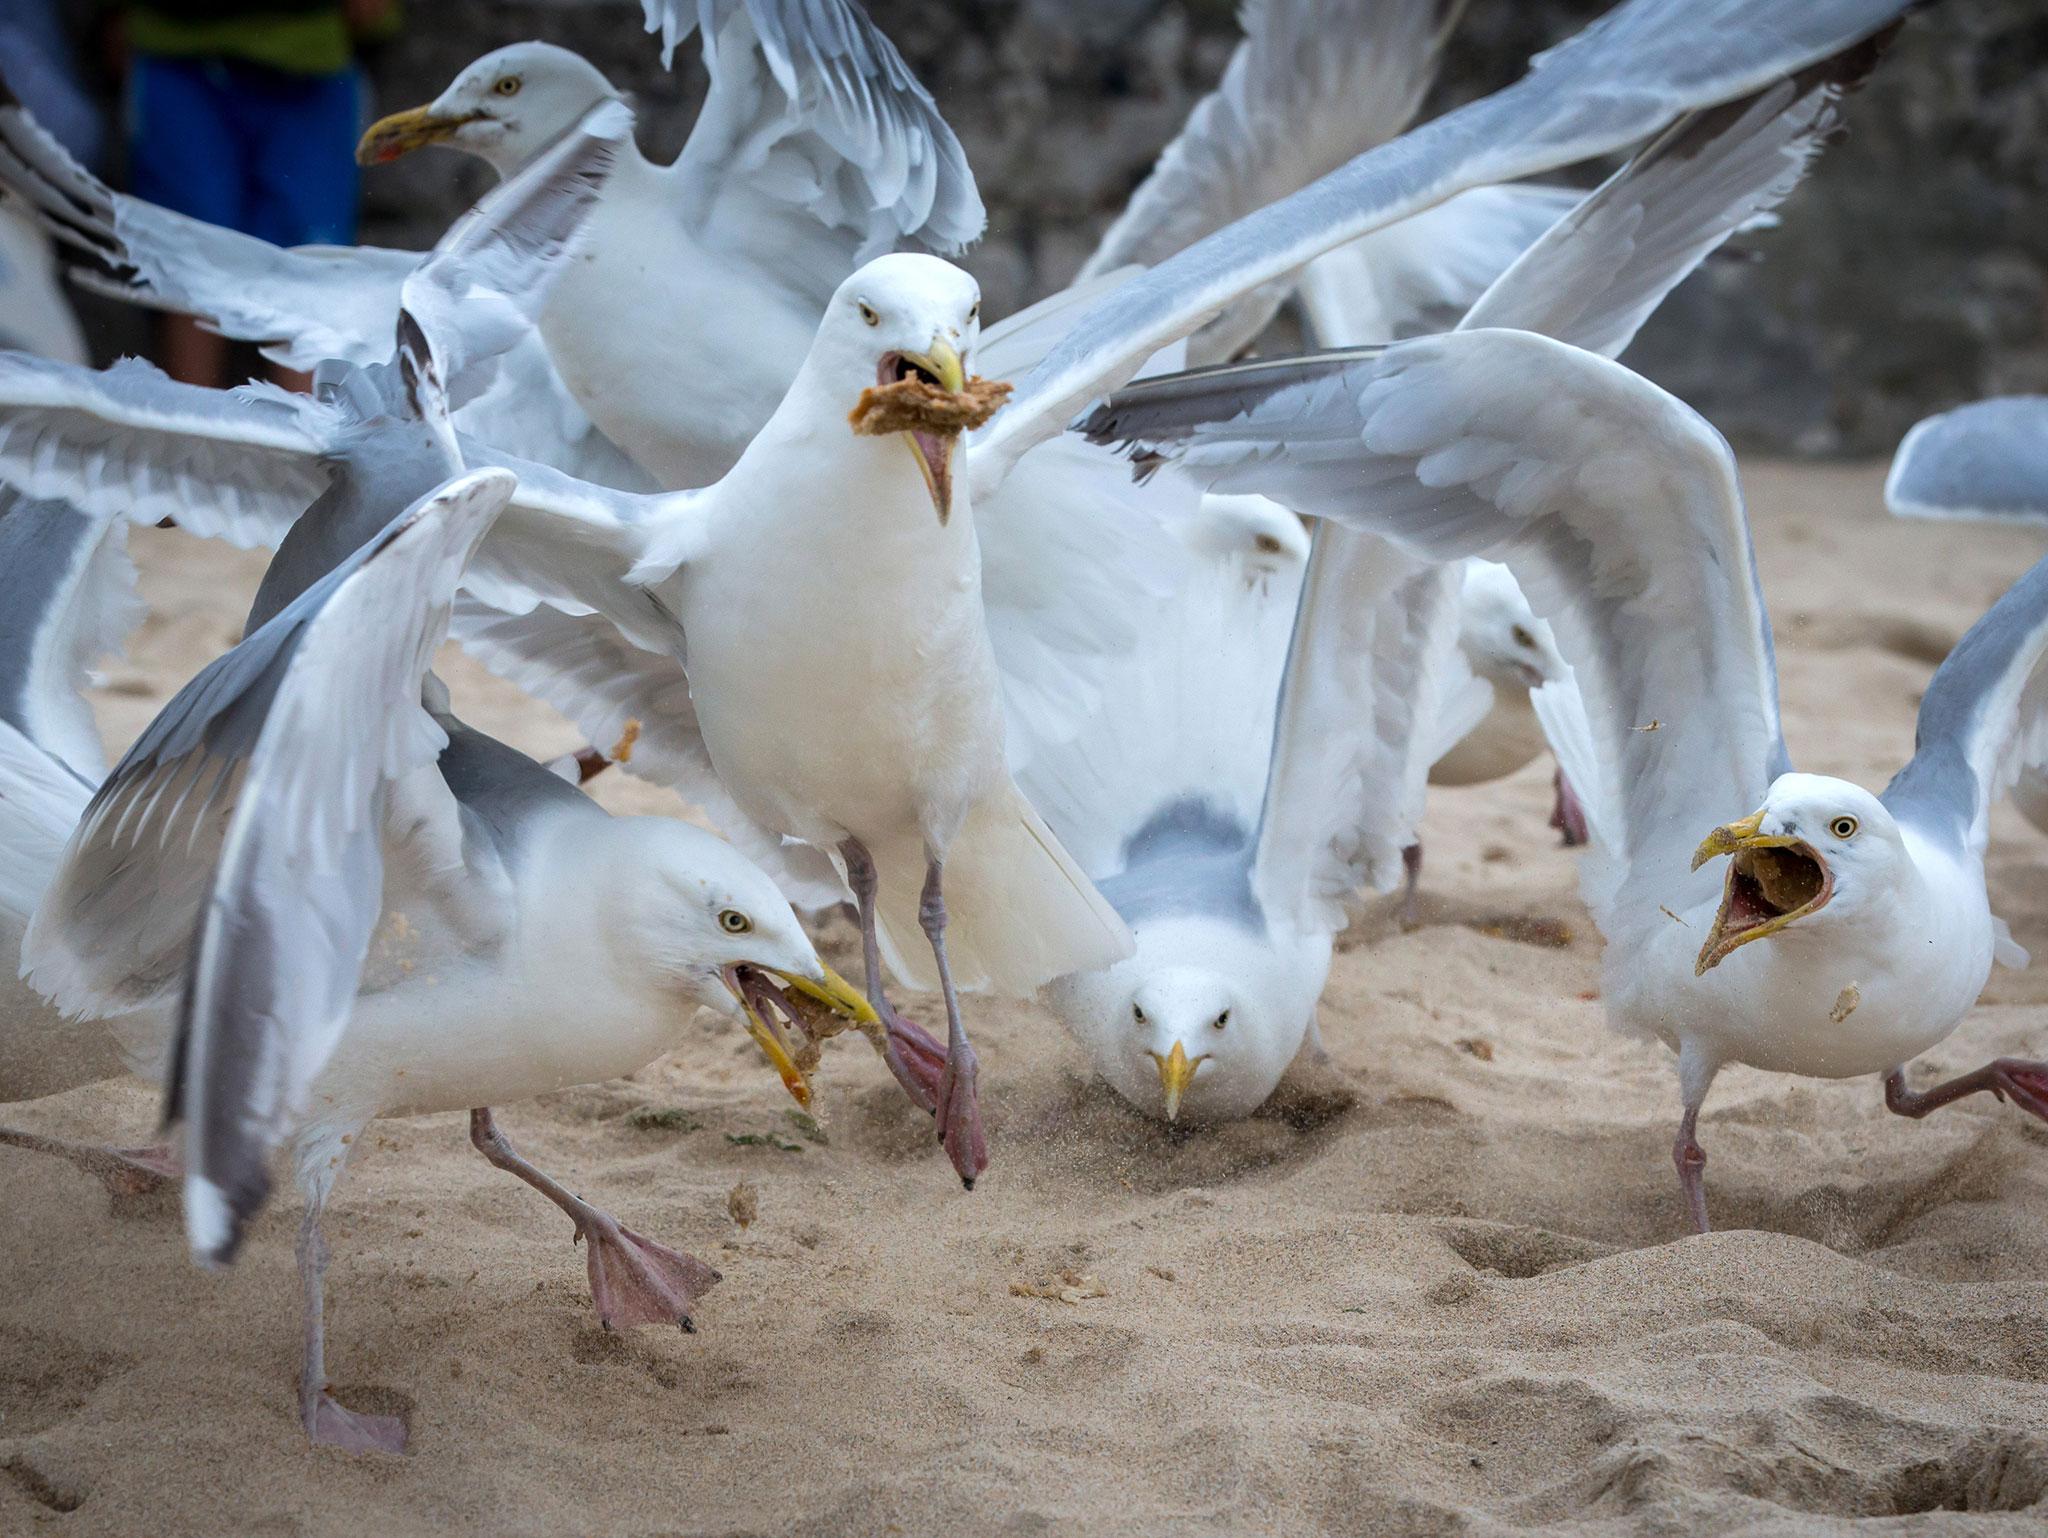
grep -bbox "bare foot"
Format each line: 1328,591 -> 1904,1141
305,1390 -> 408,1455
936,1040 -> 988,1190
579,1213 -> 721,1332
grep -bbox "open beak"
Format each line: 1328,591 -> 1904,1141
722,963 -> 876,1108
1146,1040 -> 1205,1123
357,105 -> 479,165
894,340 -> 965,524
1690,811 -> 1833,975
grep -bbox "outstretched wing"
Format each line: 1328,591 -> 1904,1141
28,470 -> 513,1262
398,100 -> 631,402
0,87 -> 416,371
974,0 -> 1914,489
658,0 -> 983,282
1886,398 -> 2048,526
1081,0 -> 1467,361
0,488 -> 140,925
1082,328 -> 1785,944
0,350 -> 340,548
1252,532 -> 1462,931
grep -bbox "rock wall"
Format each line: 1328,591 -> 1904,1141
346,0 -> 2044,456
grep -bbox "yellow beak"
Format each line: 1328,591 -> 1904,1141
900,339 -> 965,394
1148,1040 -> 1203,1123
357,105 -> 477,165
1689,809 -> 1832,976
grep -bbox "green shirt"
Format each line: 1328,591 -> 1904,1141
126,2 -> 396,77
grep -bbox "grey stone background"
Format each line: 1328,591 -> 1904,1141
118,2 -> 2048,455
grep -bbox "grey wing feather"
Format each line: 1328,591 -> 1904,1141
1082,0 -> 1467,361
975,0 -> 1916,486
0,90 -> 417,371
398,100 -> 631,404
657,0 -> 984,265
1883,553 -> 2048,858
1886,399 -> 2048,526
1460,34 -> 1886,357
23,471 -> 513,1036
1083,328 -> 1783,946
147,470 -> 515,1262
1253,528 -> 1462,930
0,349 -> 339,547
0,488 -> 139,928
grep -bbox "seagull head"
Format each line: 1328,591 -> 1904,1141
358,42 -> 624,177
602,818 -> 873,1108
1185,493 -> 1310,584
1459,560 -> 1567,692
827,254 -> 1001,524
1690,774 -> 1903,975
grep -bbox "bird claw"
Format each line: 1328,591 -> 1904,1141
936,1040 -> 988,1189
1992,1060 -> 2048,1119
873,1002 -> 946,1116
1550,770 -> 1590,847
305,1390 -> 408,1455
578,1215 -> 721,1332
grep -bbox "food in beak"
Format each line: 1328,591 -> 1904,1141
722,964 -> 877,1107
1693,838 -> 1831,975
847,352 -> 1011,524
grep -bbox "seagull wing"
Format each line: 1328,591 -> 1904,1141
0,88 -> 416,371
1294,183 -> 1584,349
0,350 -> 340,548
23,470 -> 514,1031
397,100 -> 631,403
1252,532 -> 1463,931
1081,0 -> 1468,362
1886,398 -> 2048,526
0,488 -> 141,925
1081,328 -> 1786,943
975,0 -> 1914,487
658,0 -> 983,280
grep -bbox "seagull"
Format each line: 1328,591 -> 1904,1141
1026,29 -> 1887,1126
2,470 -> 872,1455
0,0 -> 980,490
1081,317 -> 2048,1234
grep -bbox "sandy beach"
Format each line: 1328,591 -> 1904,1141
4,459 -> 2047,1534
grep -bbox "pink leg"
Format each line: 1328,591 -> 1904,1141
0,1127 -> 179,1197
1885,1059 -> 2048,1121
1673,1104 -> 1711,1235
920,858 -> 989,1189
839,837 -> 947,1115
468,1109 -> 718,1331
297,1206 -> 408,1454
1398,843 -> 1423,930
1550,768 -> 1589,847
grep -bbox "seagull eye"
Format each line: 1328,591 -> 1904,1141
494,76 -> 522,96
1213,1010 -> 1229,1031
967,301 -> 979,323
1511,625 -> 1537,649
718,909 -> 752,934
1830,816 -> 1859,840
858,301 -> 880,327
1132,1003 -> 1147,1025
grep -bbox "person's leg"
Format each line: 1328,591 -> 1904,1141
241,62 -> 362,248
127,55 -> 244,385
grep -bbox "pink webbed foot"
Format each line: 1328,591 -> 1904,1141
305,1391 -> 408,1455
1989,1060 -> 2048,1117
873,1001 -> 947,1115
1550,769 -> 1590,847
579,1214 -> 721,1332
936,1039 -> 989,1190
0,1130 -> 179,1198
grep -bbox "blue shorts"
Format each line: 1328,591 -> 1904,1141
128,53 -> 361,248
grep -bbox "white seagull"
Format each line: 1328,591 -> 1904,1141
1083,322 -> 2048,1234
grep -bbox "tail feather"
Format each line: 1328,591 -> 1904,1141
873,782 -> 1132,997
